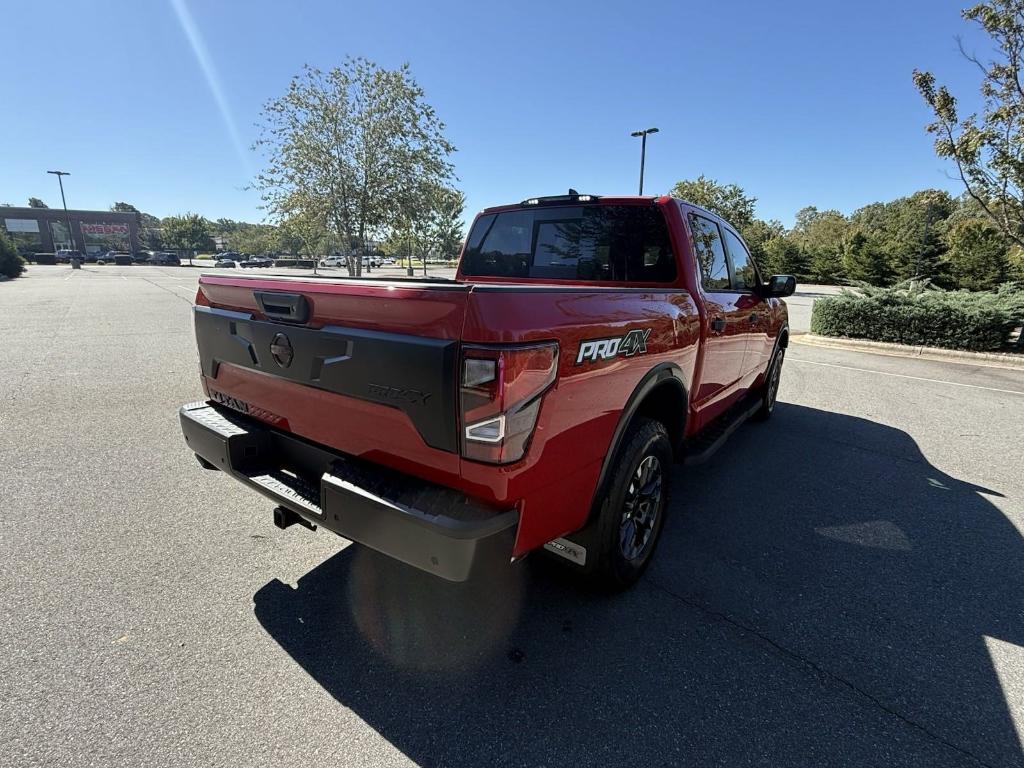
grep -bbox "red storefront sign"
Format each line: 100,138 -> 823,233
81,222 -> 130,235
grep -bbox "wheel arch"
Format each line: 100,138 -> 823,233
589,363 -> 688,516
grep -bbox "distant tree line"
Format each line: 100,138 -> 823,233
101,202 -> 465,262
671,176 -> 1024,290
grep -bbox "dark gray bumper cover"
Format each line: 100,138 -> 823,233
179,402 -> 517,581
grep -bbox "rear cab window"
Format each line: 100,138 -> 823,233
460,204 -> 676,282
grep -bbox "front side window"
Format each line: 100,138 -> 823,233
723,228 -> 758,290
688,213 -> 730,290
460,205 -> 676,282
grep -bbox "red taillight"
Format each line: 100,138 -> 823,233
460,342 -> 558,464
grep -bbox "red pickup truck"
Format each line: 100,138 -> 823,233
180,193 -> 794,587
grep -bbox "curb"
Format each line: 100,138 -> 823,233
792,333 -> 1024,370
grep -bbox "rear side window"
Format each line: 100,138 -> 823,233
460,205 -> 676,282
688,213 -> 730,290
723,228 -> 758,290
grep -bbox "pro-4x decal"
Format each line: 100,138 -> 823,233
544,537 -> 587,566
575,328 -> 652,365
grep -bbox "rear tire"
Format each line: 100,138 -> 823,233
754,346 -> 785,421
590,418 -> 673,590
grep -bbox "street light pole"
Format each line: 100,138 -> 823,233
46,170 -> 74,250
629,128 -> 659,195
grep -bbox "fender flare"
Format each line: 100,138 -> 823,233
589,362 -> 688,514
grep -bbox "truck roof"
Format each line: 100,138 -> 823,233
479,194 -> 668,215
477,194 -> 723,224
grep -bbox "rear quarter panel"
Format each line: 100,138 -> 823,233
461,287 -> 700,554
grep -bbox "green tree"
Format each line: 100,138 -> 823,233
138,212 -> 163,249
670,176 -> 757,229
0,230 -> 26,279
740,218 -> 785,275
763,235 -> 807,277
848,191 -> 955,282
213,218 -> 242,234
230,224 -> 279,255
791,207 -> 850,283
943,218 -> 1010,289
109,202 -> 146,251
27,197 -> 47,208
842,230 -> 890,284
162,213 -> 212,263
914,0 -> 1024,248
887,190 -> 955,280
279,207 -> 330,259
427,186 -> 466,260
1009,244 -> 1024,279
255,57 -> 455,276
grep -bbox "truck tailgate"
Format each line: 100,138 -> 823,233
194,274 -> 471,484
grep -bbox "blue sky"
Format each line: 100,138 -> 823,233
0,0 -> 989,227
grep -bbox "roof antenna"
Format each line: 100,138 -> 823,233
568,188 -> 579,196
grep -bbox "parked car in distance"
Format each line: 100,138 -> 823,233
180,191 -> 796,588
319,255 -> 347,268
152,252 -> 181,266
242,256 -> 274,268
55,250 -> 84,264
214,258 -> 238,268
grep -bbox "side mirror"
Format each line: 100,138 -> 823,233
765,274 -> 796,298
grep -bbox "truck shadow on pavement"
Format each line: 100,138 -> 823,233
253,403 -> 1023,767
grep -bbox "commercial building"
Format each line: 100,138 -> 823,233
0,206 -> 142,255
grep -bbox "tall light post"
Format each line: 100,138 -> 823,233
630,127 -> 659,195
46,170 -> 74,250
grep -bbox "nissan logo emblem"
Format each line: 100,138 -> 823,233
270,333 -> 294,368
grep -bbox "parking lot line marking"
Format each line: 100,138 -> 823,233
790,358 -> 1024,397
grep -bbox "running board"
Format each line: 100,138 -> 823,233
683,396 -> 761,466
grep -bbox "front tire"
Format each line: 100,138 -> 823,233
755,346 -> 785,421
591,418 -> 673,589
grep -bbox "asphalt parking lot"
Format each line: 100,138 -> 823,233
2,264 -> 1023,767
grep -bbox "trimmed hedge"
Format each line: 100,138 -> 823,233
811,282 -> 1024,351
